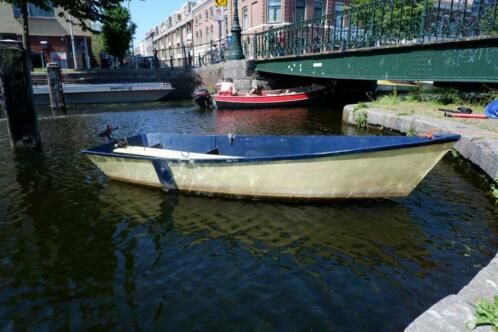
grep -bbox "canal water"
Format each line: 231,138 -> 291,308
0,102 -> 497,331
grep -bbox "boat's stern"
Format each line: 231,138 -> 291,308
81,134 -> 165,188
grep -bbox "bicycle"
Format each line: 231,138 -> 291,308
201,43 -> 227,66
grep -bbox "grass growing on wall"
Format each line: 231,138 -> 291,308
467,296 -> 498,331
364,86 -> 498,133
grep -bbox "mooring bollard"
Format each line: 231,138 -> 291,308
47,62 -> 66,115
0,40 -> 41,150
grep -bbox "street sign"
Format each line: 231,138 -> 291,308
213,6 -> 224,21
215,0 -> 227,7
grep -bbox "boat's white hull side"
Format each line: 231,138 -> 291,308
88,155 -> 162,188
87,142 -> 453,199
33,83 -> 174,106
34,90 -> 173,106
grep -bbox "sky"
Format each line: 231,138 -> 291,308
127,0 -> 187,47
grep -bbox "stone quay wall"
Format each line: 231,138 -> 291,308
31,60 -> 255,99
405,253 -> 498,332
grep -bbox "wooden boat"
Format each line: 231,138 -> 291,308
82,133 -> 460,200
210,86 -> 325,110
33,82 -> 174,106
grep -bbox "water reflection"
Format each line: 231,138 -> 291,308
215,108 -> 310,134
100,183 -> 433,273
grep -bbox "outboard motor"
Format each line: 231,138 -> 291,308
193,88 -> 214,109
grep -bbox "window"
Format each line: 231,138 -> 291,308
267,0 -> 281,23
335,2 -> 344,26
242,7 -> 248,29
28,3 -> 55,17
295,0 -> 305,22
314,0 -> 324,19
13,3 -> 55,18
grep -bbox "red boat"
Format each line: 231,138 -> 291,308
211,86 -> 326,110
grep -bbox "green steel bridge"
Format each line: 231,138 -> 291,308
253,0 -> 498,83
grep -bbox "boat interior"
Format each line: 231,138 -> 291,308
82,133 -> 460,161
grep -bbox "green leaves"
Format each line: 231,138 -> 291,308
467,296 -> 498,331
101,6 -> 135,64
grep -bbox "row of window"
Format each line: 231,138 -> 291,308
192,0 -> 346,31
13,3 -> 55,18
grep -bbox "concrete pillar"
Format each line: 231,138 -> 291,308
47,62 -> 66,115
0,40 -> 41,150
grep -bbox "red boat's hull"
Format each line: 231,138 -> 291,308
213,89 -> 324,110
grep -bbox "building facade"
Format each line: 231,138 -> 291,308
136,29 -> 155,57
140,0 -> 350,66
191,0 -> 349,61
0,2 -> 92,69
152,1 -> 196,67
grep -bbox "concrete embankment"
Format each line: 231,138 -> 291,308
405,253 -> 498,332
343,105 -> 498,184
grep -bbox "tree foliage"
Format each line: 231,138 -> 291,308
0,0 -> 122,31
101,6 -> 136,65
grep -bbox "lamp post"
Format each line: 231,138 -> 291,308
226,0 -> 245,60
128,0 -> 135,55
68,15 -> 78,70
40,40 -> 47,68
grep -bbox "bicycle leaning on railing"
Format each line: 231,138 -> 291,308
201,41 -> 229,66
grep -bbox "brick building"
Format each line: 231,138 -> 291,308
0,2 -> 92,69
192,0 -> 349,60
139,0 -> 350,65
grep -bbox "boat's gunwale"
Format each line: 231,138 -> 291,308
81,134 -> 460,164
214,96 -> 310,105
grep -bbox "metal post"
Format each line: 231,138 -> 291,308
420,0 -> 429,42
210,40 -> 214,64
0,40 -> 41,150
226,0 -> 245,60
218,19 -> 222,50
83,37 -> 90,69
69,15 -> 78,70
127,0 -> 136,67
47,62 -> 66,115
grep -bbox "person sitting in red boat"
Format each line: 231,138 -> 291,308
247,84 -> 263,96
217,78 -> 237,96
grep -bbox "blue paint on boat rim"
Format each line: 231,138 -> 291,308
81,133 -> 460,164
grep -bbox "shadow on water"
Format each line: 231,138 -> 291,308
0,102 -> 496,331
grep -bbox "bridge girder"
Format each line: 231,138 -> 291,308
255,38 -> 498,83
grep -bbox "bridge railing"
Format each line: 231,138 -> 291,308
253,0 -> 498,60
